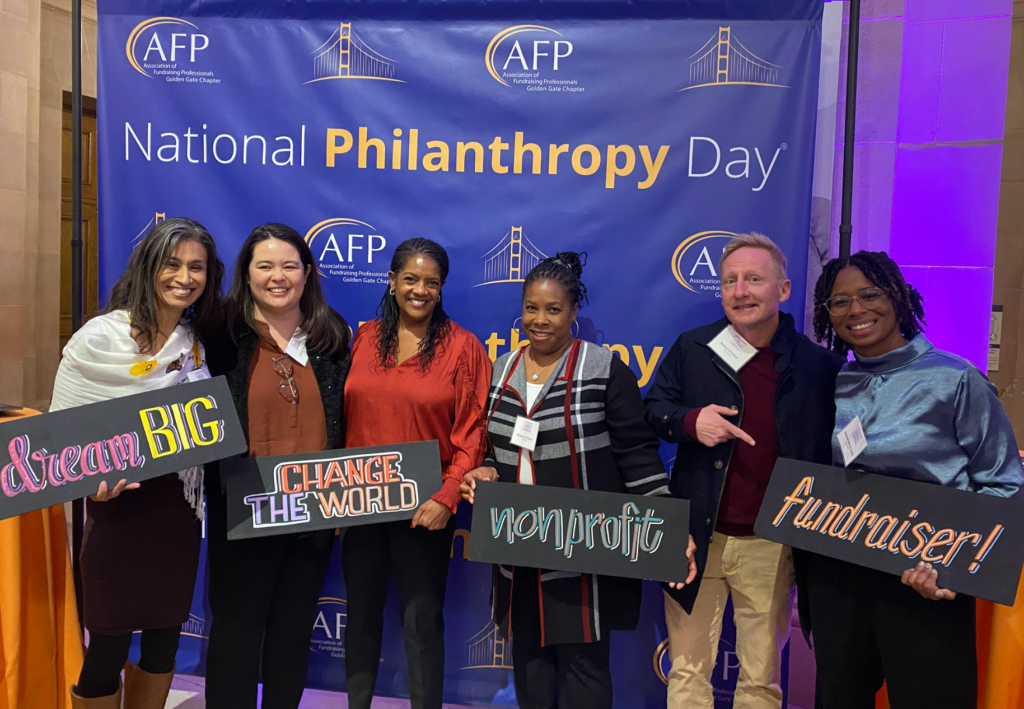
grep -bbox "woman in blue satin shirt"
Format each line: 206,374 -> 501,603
806,250 -> 1023,709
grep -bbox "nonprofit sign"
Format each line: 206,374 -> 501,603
225,440 -> 443,540
0,377 -> 246,521
469,482 -> 691,582
754,458 -> 1024,605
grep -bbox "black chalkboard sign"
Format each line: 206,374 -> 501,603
0,377 -> 246,521
754,458 -> 1024,605
225,440 -> 444,539
469,481 -> 691,582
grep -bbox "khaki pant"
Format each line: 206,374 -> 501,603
664,534 -> 794,709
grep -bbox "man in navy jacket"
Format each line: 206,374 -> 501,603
644,233 -> 841,709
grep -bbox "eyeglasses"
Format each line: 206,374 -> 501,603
273,354 -> 299,405
823,288 -> 887,316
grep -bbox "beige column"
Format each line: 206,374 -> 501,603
0,0 -> 96,411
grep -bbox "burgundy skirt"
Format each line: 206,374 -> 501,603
80,472 -> 201,635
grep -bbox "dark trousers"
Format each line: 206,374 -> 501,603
805,554 -> 977,709
342,519 -> 455,709
510,568 -> 612,709
76,627 -> 180,698
205,485 -> 334,709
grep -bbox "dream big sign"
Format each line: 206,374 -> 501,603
0,377 -> 246,521
754,458 -> 1024,605
225,440 -> 443,539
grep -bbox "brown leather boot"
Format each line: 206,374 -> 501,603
69,682 -> 122,708
123,661 -> 175,709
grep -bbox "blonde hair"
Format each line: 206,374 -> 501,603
719,232 -> 788,281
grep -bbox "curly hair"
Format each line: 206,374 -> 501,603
812,250 -> 926,356
522,251 -> 589,308
375,238 -> 452,370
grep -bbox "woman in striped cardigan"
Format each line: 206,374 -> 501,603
460,252 -> 696,709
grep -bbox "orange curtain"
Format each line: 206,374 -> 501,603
0,410 -> 83,709
978,572 -> 1024,709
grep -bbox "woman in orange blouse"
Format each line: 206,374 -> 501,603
343,238 -> 491,709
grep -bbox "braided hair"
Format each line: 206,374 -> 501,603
812,250 -> 926,356
522,251 -> 589,309
375,238 -> 452,370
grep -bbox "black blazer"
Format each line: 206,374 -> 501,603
643,313 -> 842,625
203,312 -> 351,492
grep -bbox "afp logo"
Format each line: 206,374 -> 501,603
654,638 -> 741,699
671,231 -> 737,295
310,597 -> 347,659
305,218 -> 390,284
486,26 -> 582,93
126,18 -> 209,77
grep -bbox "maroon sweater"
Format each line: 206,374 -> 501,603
684,348 -> 781,537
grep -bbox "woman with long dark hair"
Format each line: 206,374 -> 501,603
203,223 -> 351,709
458,252 -> 696,709
807,250 -> 1023,709
52,217 -> 223,709
342,237 -> 491,709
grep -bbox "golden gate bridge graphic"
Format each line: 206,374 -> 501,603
682,27 -> 786,90
463,622 -> 514,670
477,226 -> 547,286
132,212 -> 165,244
309,23 -> 402,83
181,613 -> 207,639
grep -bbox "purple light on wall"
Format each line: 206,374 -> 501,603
890,144 -> 1003,269
838,0 -> 1013,371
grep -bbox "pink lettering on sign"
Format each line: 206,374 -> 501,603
1,432 -> 144,498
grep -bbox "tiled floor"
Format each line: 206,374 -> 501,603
167,674 -> 476,709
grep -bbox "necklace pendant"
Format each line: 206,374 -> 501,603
531,373 -> 539,381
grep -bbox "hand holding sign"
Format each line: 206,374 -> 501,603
667,534 -> 698,589
695,405 -> 756,447
411,499 -> 452,530
902,561 -> 957,601
90,478 -> 141,502
460,466 -> 499,504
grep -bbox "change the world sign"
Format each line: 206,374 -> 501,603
469,482 -> 691,582
754,458 -> 1024,605
225,440 -> 443,540
0,377 -> 246,521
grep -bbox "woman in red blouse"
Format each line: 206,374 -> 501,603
343,238 -> 491,709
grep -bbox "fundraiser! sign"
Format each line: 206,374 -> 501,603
225,440 -> 443,539
469,482 -> 691,582
0,377 -> 246,521
754,458 -> 1024,605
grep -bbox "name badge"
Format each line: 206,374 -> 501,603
708,325 -> 758,371
837,416 -> 867,467
186,369 -> 211,382
285,332 -> 309,367
510,416 -> 540,452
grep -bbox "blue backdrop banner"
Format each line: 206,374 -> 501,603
98,2 -> 821,706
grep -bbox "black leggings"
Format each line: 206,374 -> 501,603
75,627 -> 181,698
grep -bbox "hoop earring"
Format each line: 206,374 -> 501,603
571,321 -> 579,338
389,288 -> 395,296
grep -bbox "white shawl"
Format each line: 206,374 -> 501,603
50,310 -> 208,518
